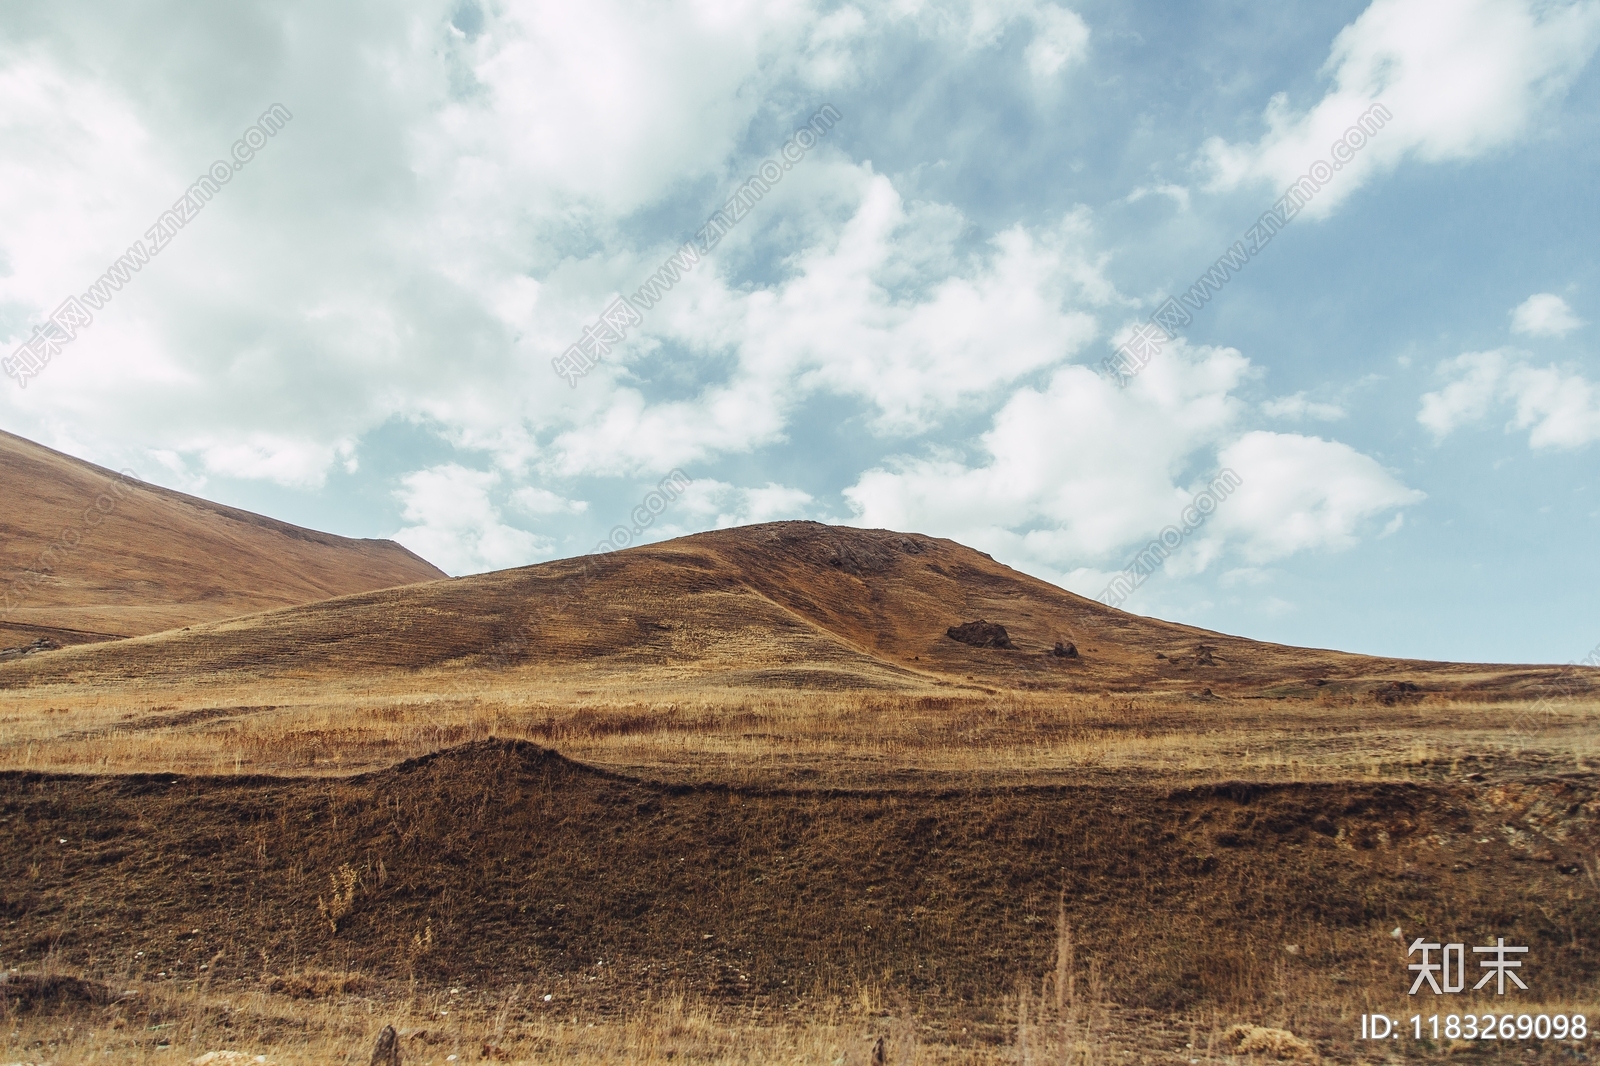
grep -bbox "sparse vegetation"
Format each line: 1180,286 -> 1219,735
316,864 -> 360,934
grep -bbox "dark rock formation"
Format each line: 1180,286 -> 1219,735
0,637 -> 62,663
1374,680 -> 1423,705
946,620 -> 1013,649
370,1024 -> 400,1065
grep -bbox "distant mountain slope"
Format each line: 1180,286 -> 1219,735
0,429 -> 446,648
3,519 -> 1588,702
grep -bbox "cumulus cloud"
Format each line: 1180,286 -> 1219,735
844,340 -> 1420,582
0,0 -> 1126,513
0,0 -> 1096,493
1204,0 -> 1600,216
423,2 -> 827,220
741,483 -> 817,524
1420,350 -> 1600,449
187,434 -> 359,490
394,464 -> 550,576
674,478 -> 817,529
0,1 -> 1439,610
1418,350 -> 1513,439
845,342 -> 1250,559
1207,431 -> 1424,562
548,176 -> 1111,477
1511,293 -> 1585,338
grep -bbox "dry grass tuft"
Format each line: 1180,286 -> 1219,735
265,970 -> 371,1000
1221,1023 -> 1318,1061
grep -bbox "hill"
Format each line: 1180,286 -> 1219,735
1,519 -> 1586,703
0,429 -> 446,650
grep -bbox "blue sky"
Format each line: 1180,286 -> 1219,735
3,0 -> 1598,664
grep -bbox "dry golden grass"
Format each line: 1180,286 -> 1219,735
4,982 -> 943,1066
7,940 -> 1597,1065
4,522 -> 1593,788
0,988 -> 1061,1065
1,669 -> 1595,787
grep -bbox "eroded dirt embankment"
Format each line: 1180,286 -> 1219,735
1,741 -> 1595,1014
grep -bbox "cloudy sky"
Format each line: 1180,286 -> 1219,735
4,0 -> 1599,663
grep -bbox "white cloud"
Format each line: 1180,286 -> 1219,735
0,57 -> 172,317
1261,391 -> 1347,421
1024,5 -> 1090,81
1123,183 -> 1191,210
423,3 -> 824,220
1208,431 -> 1424,562
190,434 -> 358,490
1420,350 -> 1600,449
742,482 -> 817,524
394,464 -> 550,576
0,0 -> 1108,503
844,340 -> 1252,562
843,340 -> 1421,579
548,175 -> 1112,477
1511,292 -> 1584,338
1501,364 -> 1600,448
1204,0 -> 1600,216
1,2 -> 1085,486
509,486 -> 589,516
1418,350 -> 1511,438
928,0 -> 1085,50
673,477 -> 816,528
0,0 -> 1446,614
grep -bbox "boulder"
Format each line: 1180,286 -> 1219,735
0,637 -> 62,663
945,620 -> 1013,649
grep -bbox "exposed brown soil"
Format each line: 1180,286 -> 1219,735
0,429 -> 445,646
3,740 -> 1595,1032
0,972 -> 121,1013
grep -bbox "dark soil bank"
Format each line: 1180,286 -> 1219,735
2,741 -> 1595,1014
